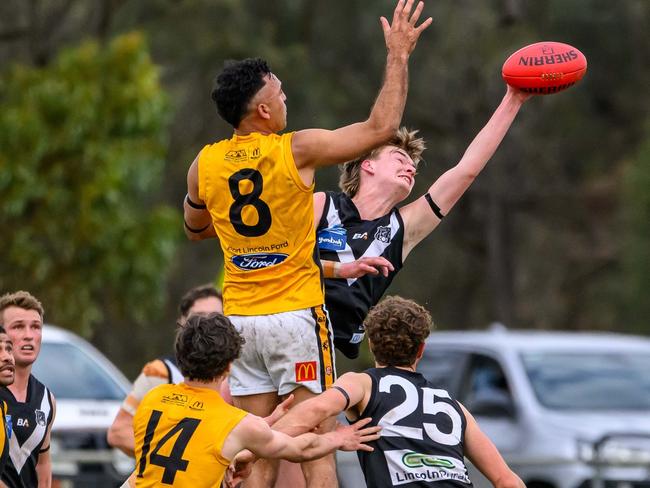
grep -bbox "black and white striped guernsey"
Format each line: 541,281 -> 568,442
0,375 -> 54,488
354,367 -> 472,488
317,191 -> 404,359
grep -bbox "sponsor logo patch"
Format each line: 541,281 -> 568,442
295,361 -> 317,382
162,393 -> 188,406
232,253 -> 288,270
350,332 -> 365,344
190,401 -> 205,411
384,450 -> 471,486
224,149 -> 248,162
352,232 -> 368,240
317,227 -> 347,251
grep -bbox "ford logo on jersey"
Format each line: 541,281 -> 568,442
232,253 -> 288,270
317,226 -> 346,251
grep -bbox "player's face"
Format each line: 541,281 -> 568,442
189,296 -> 223,316
255,73 -> 287,131
2,306 -> 42,368
373,146 -> 417,200
0,333 -> 15,387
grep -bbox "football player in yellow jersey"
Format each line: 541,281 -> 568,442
183,1 -> 431,486
131,313 -> 380,488
108,285 -> 223,457
0,327 -> 15,478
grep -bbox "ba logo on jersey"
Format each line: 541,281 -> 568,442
374,226 -> 392,243
232,253 -> 288,270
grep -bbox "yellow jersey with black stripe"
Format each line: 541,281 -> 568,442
198,131 -> 324,316
133,383 -> 247,488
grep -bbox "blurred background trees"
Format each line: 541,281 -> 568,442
1,0 -> 649,374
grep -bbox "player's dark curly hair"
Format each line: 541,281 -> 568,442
364,296 -> 432,367
175,313 -> 245,382
178,284 -> 222,319
211,58 -> 271,128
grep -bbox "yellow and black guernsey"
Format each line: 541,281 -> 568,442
134,383 -> 248,488
0,400 -> 8,477
198,131 -> 324,316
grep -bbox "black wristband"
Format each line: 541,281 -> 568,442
331,386 -> 351,410
185,194 -> 207,210
184,221 -> 211,233
39,444 -> 50,454
424,193 -> 445,220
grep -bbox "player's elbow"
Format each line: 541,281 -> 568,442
365,117 -> 399,144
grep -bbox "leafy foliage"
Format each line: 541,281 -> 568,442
0,32 -> 179,336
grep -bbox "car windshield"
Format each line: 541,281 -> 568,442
32,342 -> 127,400
522,352 -> 650,410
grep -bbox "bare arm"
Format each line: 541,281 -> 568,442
108,363 -> 170,457
461,404 -> 526,488
36,394 -> 56,488
400,86 -> 531,257
272,372 -> 372,437
184,155 -> 217,241
313,191 -> 326,226
292,0 -> 432,176
322,258 -> 394,279
223,414 -> 379,463
107,408 -> 136,457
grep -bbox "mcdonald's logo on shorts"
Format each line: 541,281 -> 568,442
295,361 -> 317,382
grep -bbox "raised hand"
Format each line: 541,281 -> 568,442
381,0 -> 433,57
505,84 -> 533,104
334,417 -> 382,452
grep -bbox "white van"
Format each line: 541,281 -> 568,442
31,325 -> 134,487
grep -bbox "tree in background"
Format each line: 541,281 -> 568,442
621,123 -> 650,331
0,33 -> 179,359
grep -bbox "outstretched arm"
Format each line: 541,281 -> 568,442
292,0 -> 432,175
461,404 -> 526,488
272,372 -> 372,437
400,86 -> 531,257
222,413 -> 380,463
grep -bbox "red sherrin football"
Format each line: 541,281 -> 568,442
502,41 -> 587,94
